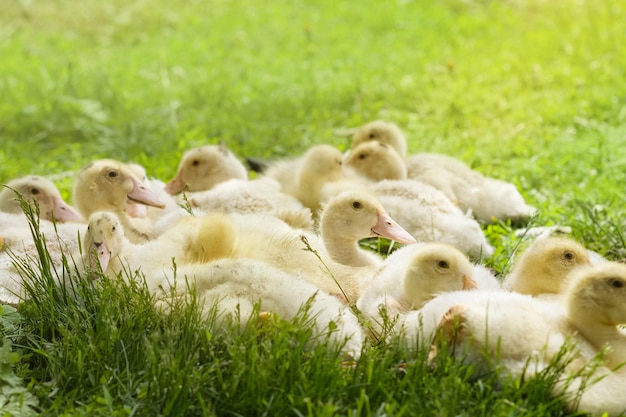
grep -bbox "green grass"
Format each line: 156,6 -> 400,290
2,0 -> 626,415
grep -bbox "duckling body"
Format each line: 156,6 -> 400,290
188,177 -> 314,231
370,180 -> 494,259
169,258 -> 364,359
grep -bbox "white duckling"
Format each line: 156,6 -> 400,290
356,243 -> 478,336
167,258 -> 364,359
351,120 -> 536,224
81,211 -> 237,280
370,179 -> 495,259
73,159 -> 166,243
430,262 -> 626,382
318,191 -> 416,267
164,144 -> 248,194
0,176 -> 84,305
351,120 -> 408,158
264,144 -> 360,217
343,140 -> 407,182
501,236 -> 592,298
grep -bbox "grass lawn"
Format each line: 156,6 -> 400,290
1,0 -> 625,415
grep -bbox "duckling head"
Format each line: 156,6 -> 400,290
83,211 -> 125,274
566,262 -> 626,327
403,243 -> 477,309
506,237 -> 591,296
0,175 -> 83,222
165,144 -> 248,194
351,120 -> 407,158
344,141 -> 407,181
320,191 -> 416,244
74,159 -> 166,218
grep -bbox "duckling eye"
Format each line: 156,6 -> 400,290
358,153 -> 366,160
108,170 -> 118,178
610,279 -> 624,289
438,260 -> 449,269
30,188 -> 40,195
563,251 -> 575,261
352,201 -> 362,210
368,133 -> 377,139
112,226 -> 116,232
192,160 -> 200,167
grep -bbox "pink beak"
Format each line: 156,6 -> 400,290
95,241 -> 111,273
164,172 -> 186,195
371,210 -> 417,244
51,196 -> 83,222
128,176 -> 166,209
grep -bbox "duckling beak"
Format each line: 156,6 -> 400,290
51,196 -> 84,222
164,172 -> 185,195
462,275 -> 478,290
128,176 -> 166,209
371,210 -> 417,245
94,241 -> 111,273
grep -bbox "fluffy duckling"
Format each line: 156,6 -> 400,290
370,179 -> 495,259
165,144 -> 248,194
430,262 -> 626,383
73,159 -> 166,243
343,141 -> 407,182
81,211 -> 236,280
501,236 -> 592,298
187,176 -> 314,231
351,120 -> 408,158
168,258 -> 364,359
350,121 -> 536,224
0,175 -> 82,222
319,191 -> 416,267
264,144 -> 353,217
356,243 -> 478,335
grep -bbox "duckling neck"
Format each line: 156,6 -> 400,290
117,210 -> 153,243
322,235 -> 379,268
569,305 -> 626,368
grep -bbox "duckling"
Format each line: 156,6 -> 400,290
73,159 -> 166,243
169,258 -> 364,359
81,211 -> 237,281
165,144 -> 248,194
319,191 -> 416,267
264,144 -> 358,217
351,120 -> 408,158
350,120 -> 536,224
343,141 -> 407,182
501,236 -> 592,298
0,175 -> 82,222
356,243 -> 478,335
370,179 -> 495,260
430,262 -> 626,383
